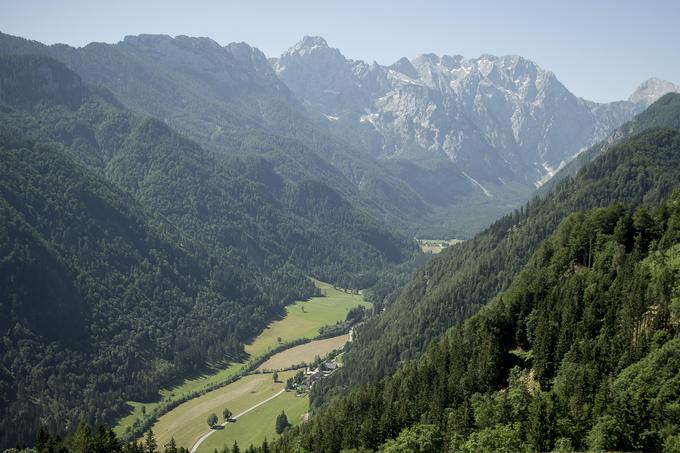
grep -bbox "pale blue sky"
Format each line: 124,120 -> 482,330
1,0 -> 678,102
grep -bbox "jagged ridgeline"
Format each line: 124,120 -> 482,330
275,177 -> 680,452
0,55 -> 415,447
313,96 -> 680,407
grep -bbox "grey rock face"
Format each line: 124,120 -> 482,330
275,37 -> 677,194
629,77 -> 680,108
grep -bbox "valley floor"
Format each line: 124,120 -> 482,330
157,371 -> 296,451
195,391 -> 309,453
114,281 -> 368,450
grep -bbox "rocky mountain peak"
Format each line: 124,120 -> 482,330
274,36 -> 363,115
276,36 -> 348,75
225,41 -> 269,68
284,35 -> 330,57
273,37 -> 678,200
629,77 -> 680,108
389,57 -> 419,80
301,35 -> 328,47
439,54 -> 465,69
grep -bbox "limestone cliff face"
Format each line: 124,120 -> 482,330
275,36 -> 678,194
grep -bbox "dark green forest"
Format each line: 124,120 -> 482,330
312,103 -> 680,408
7,424 -> 187,453
0,54 -> 416,448
270,184 -> 680,452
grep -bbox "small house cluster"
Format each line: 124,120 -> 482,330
286,359 -> 339,394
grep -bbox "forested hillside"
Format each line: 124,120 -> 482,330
312,97 -> 680,408
0,55 -> 415,448
0,32 -> 432,232
272,186 -> 680,452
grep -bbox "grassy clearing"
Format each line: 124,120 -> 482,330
114,362 -> 243,438
152,370 -> 297,450
244,280 -> 368,357
416,238 -> 464,254
197,392 -> 310,453
115,279 -> 369,444
257,334 -> 348,371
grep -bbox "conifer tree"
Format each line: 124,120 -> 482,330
275,412 -> 289,434
144,429 -> 157,453
72,422 -> 92,453
167,437 -> 178,453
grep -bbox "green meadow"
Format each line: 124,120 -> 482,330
115,279 -> 369,448
245,280 -> 369,357
197,392 -> 310,453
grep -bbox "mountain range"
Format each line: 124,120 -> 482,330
274,37 -> 679,231
2,32 -> 678,236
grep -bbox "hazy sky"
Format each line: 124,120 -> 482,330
1,0 -> 678,102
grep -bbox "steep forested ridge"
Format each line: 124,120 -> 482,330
312,96 -> 680,408
272,183 -> 680,453
0,55 -> 415,448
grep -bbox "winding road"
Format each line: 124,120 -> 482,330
190,389 -> 286,453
